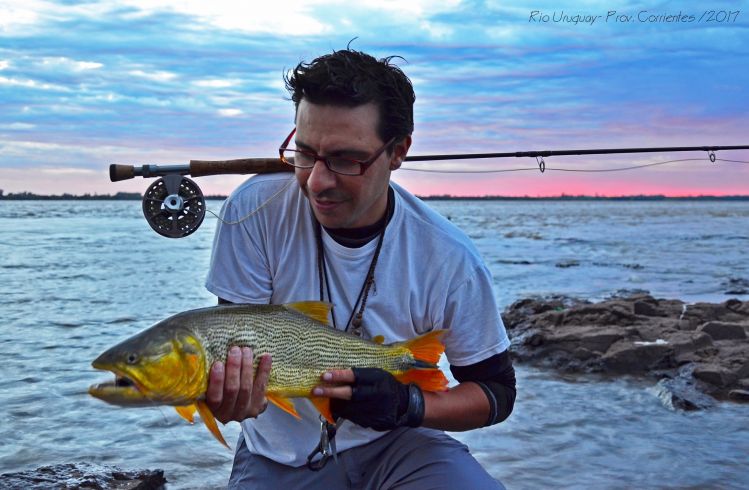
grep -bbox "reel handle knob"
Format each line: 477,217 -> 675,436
110,164 -> 135,182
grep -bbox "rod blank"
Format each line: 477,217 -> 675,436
109,145 -> 749,182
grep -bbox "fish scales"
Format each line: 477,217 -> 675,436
184,305 -> 413,394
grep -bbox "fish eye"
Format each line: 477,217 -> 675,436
126,353 -> 138,364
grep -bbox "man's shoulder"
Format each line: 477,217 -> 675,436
223,173 -> 299,216
392,182 -> 480,259
229,173 -> 297,200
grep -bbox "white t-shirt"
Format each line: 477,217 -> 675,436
205,173 -> 511,467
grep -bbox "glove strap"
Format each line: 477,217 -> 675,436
400,384 -> 425,428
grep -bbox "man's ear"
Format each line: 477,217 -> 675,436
389,135 -> 412,171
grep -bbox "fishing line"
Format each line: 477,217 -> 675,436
206,175 -> 296,225
398,157 -> 749,174
144,390 -> 215,458
200,157 -> 748,227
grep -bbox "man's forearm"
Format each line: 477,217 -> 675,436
422,381 -> 490,431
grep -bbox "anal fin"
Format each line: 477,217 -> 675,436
175,404 -> 196,424
267,393 -> 301,420
310,397 -> 335,425
196,400 -> 230,449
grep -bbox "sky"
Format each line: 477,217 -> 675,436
1,0 -> 747,197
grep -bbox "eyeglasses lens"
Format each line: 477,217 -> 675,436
282,150 -> 361,176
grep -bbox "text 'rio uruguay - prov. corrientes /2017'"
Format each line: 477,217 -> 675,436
528,10 -> 740,26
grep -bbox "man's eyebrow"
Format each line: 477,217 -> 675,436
294,139 -> 371,157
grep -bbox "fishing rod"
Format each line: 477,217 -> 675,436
110,144 -> 749,238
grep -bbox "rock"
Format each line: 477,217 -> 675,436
0,463 -> 166,489
724,299 -> 744,312
728,389 -> 749,401
667,331 -> 714,357
545,326 -> 623,354
692,365 -> 736,388
652,366 -> 716,411
503,294 -> 749,410
697,321 -> 748,340
562,302 -> 636,327
600,341 -> 673,374
634,300 -> 665,317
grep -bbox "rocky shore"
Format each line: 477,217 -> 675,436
0,463 -> 166,489
502,294 -> 749,410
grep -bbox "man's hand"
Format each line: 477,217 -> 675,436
312,367 -> 424,431
206,346 -> 272,424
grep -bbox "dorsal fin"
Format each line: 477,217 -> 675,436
285,301 -> 332,325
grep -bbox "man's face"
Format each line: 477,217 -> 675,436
294,99 -> 407,229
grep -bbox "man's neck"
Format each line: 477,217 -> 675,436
324,187 -> 395,248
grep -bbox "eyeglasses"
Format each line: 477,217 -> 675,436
279,128 -> 395,176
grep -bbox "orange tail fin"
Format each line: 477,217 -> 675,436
403,330 -> 446,365
395,368 -> 448,392
397,330 -> 449,392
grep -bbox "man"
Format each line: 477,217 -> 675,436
205,48 -> 516,489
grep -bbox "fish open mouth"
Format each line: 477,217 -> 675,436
115,375 -> 137,388
88,373 -> 154,406
91,374 -> 139,391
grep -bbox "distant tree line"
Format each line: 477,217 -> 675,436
1,189 -> 746,201
0,191 -> 143,200
418,194 -> 749,201
0,191 -> 230,201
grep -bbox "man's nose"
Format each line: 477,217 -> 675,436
306,158 -> 336,194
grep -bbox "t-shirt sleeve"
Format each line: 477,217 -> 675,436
440,264 -> 511,366
205,193 -> 273,303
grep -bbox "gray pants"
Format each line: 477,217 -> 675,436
228,427 -> 504,489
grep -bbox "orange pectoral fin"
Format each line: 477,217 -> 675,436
175,404 -> 197,424
310,397 -> 335,425
267,393 -> 301,420
395,368 -> 449,393
196,400 -> 230,449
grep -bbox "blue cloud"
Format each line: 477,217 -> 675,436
0,0 -> 747,194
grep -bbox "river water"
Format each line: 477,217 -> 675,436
1,198 -> 748,489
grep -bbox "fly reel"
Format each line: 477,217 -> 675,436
142,174 -> 205,238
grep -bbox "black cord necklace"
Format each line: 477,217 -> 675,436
315,220 -> 385,337
313,193 -> 391,337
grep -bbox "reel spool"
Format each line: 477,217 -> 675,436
142,174 -> 205,238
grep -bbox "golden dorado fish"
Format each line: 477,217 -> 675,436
89,301 -> 448,447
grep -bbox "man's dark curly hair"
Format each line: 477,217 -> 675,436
284,48 -> 415,148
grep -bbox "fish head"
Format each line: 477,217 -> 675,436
89,320 -> 208,407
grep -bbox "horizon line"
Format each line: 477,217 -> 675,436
2,191 -> 749,201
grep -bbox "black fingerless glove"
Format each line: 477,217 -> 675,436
330,368 -> 425,431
